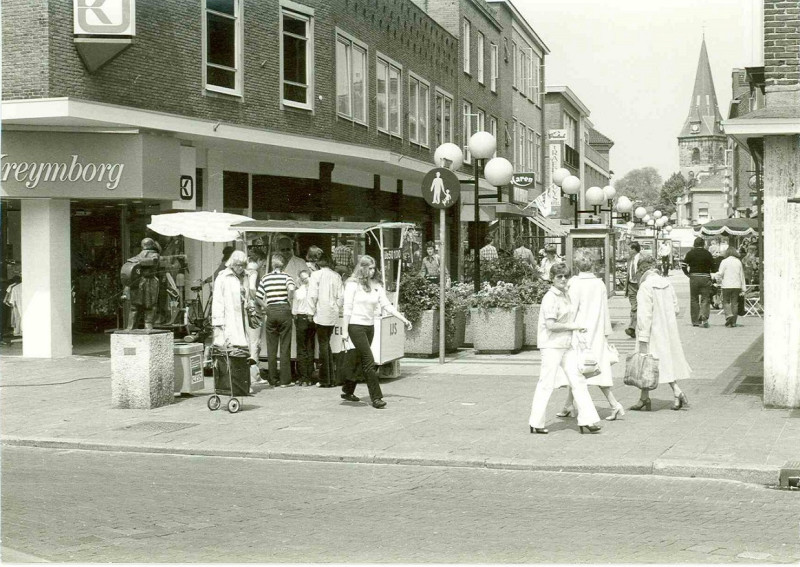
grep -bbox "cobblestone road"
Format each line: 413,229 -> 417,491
2,447 -> 799,563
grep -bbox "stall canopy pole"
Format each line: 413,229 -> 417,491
439,209 -> 446,365
394,226 -> 407,309
378,227 -> 387,288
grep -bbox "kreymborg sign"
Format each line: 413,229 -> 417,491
1,155 -> 124,190
74,0 -> 136,35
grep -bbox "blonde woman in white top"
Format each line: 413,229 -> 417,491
340,255 -> 412,408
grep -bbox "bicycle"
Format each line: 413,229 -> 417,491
183,278 -> 213,344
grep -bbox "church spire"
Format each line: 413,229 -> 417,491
679,37 -> 724,138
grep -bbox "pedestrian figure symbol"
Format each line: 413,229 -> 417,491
430,172 -> 444,205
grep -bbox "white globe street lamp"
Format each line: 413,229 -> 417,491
602,185 -> 616,201
653,210 -> 663,219
552,168 -> 571,187
586,186 -> 605,207
433,142 -> 463,171
561,175 -> 582,195
616,196 -> 633,213
634,206 -> 647,220
437,132 -> 509,292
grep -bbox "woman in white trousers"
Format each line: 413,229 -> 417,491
529,263 -> 602,434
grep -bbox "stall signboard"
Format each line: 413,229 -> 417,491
383,247 -> 402,261
327,315 -> 404,364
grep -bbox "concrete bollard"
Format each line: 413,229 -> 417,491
111,330 -> 174,409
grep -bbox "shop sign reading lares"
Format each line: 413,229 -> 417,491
0,131 -> 179,201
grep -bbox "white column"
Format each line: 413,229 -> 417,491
763,135 -> 800,408
20,199 -> 72,358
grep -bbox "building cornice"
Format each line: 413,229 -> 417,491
486,0 -> 550,54
545,85 -> 591,117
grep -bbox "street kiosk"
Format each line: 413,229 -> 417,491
565,226 -> 615,295
230,220 -> 416,366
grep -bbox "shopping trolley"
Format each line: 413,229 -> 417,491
207,345 -> 250,413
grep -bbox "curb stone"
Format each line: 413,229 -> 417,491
2,436 -> 779,486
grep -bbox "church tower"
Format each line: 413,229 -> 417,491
678,37 -> 727,179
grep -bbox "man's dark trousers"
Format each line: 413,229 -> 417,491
266,304 -> 293,385
294,314 -> 316,383
689,274 -> 713,325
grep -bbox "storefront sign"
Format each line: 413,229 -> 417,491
172,146 -> 197,211
0,131 -> 179,201
548,144 -> 562,207
74,0 -> 136,35
548,129 -> 567,142
0,155 -> 124,190
511,173 -> 535,188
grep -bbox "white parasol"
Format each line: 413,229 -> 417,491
147,211 -> 254,242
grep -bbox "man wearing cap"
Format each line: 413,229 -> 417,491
624,242 -> 642,338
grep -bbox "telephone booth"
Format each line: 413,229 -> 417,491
565,227 -> 614,296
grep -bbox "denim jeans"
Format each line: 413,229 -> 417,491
721,288 -> 741,325
342,323 -> 383,401
315,324 -> 335,386
689,274 -> 713,325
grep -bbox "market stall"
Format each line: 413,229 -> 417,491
231,220 -> 416,365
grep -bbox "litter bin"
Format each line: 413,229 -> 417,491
173,342 -> 205,394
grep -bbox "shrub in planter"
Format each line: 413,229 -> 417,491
517,278 -> 550,349
468,282 -> 524,353
398,272 -> 458,356
463,255 -> 539,285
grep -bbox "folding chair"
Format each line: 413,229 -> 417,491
743,284 -> 763,318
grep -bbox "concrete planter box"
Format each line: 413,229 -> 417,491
522,304 -> 541,350
470,306 -> 524,354
452,310 -> 466,349
404,309 -> 439,358
464,309 -> 473,347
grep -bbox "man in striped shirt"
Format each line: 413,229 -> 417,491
257,254 -> 295,387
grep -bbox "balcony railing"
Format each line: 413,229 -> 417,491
564,144 -> 580,169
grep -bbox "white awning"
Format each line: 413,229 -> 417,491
527,213 -> 569,236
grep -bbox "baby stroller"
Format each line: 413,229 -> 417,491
207,345 -> 250,413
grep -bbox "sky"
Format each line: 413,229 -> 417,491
516,0 -> 749,183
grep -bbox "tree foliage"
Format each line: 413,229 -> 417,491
613,167 -> 663,209
657,172 -> 686,217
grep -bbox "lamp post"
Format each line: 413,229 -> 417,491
435,134 -> 513,293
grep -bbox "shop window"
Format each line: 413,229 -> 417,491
336,30 -> 367,124
527,128 -> 535,170
463,19 -> 471,74
477,32 -> 485,84
434,88 -> 453,146
223,171 -> 248,212
377,54 -> 402,137
203,0 -> 242,95
281,5 -> 314,110
409,73 -> 430,147
490,43 -> 498,92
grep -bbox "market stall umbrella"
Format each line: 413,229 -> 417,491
694,218 -> 758,237
147,212 -> 254,242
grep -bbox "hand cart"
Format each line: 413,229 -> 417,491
207,345 -> 250,413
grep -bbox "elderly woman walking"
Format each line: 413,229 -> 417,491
528,263 -> 602,434
715,247 -> 747,328
557,252 -> 625,421
630,254 -> 691,411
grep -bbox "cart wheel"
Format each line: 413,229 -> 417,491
207,395 -> 221,411
228,398 -> 240,413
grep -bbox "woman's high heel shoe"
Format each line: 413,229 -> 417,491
672,392 -> 689,410
530,426 -> 548,434
579,424 -> 602,434
630,398 -> 652,411
555,408 -> 573,418
605,404 -> 625,421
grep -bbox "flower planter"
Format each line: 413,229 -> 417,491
404,309 -> 439,358
470,306 -> 524,354
450,310 -> 466,351
522,304 -> 541,350
464,309 -> 473,347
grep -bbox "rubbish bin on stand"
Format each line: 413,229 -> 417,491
173,342 -> 205,394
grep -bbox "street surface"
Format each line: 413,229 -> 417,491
2,446 -> 799,563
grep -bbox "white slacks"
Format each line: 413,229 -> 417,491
529,347 -> 600,428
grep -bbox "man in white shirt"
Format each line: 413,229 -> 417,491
625,242 -> 642,338
539,245 -> 559,281
274,235 -> 307,287
658,239 -> 673,276
292,269 -> 316,386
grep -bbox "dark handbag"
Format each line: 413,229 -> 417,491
737,294 -> 745,316
623,352 -> 660,390
246,304 -> 263,329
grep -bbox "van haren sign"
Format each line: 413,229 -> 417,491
1,154 -> 124,190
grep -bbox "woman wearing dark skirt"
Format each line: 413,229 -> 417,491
340,255 -> 412,408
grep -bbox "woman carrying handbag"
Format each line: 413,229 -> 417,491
630,254 -> 691,411
557,252 -> 626,421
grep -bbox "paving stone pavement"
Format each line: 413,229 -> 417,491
2,446 -> 799,563
1,274 -> 797,485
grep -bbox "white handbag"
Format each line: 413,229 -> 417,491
576,335 -> 601,378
